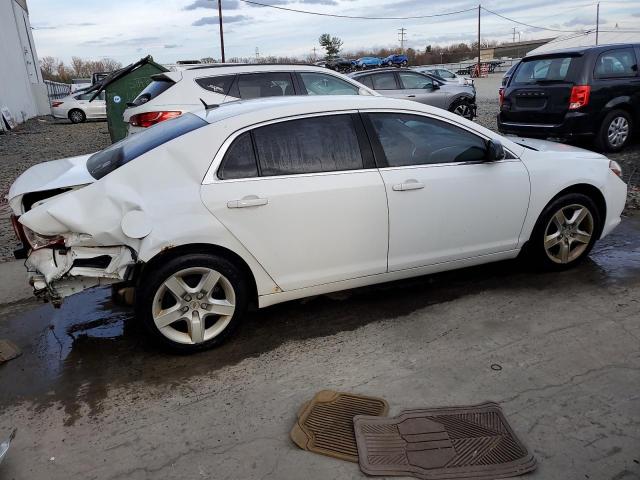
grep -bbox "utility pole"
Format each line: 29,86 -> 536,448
255,47 -> 259,62
512,27 -> 516,43
595,2 -> 600,45
312,46 -> 317,60
217,0 -> 225,63
398,27 -> 407,52
477,4 -> 481,78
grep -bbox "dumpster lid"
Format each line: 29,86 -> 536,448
86,55 -> 167,102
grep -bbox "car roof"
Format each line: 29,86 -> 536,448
180,63 -> 338,77
525,43 -> 639,60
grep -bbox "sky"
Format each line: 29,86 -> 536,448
28,0 -> 640,65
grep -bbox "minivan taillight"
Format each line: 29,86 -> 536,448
499,87 -> 505,106
569,85 -> 590,110
130,111 -> 181,128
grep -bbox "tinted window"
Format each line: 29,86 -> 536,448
253,115 -> 363,176
299,72 -> 359,95
195,75 -> 235,95
372,73 -> 397,90
357,75 -> 374,89
514,57 -> 575,84
130,79 -> 175,107
87,113 -> 207,180
218,132 -> 258,180
74,93 -> 93,100
437,69 -> 455,79
237,72 -> 294,99
594,48 -> 637,78
370,113 -> 487,166
399,72 -> 433,89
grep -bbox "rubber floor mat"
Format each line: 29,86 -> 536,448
353,402 -> 536,479
290,390 -> 389,462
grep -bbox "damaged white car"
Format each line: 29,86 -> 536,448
8,95 -> 627,352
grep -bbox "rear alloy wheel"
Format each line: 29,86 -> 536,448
136,253 -> 248,352
595,109 -> 632,152
527,193 -> 600,270
68,109 -> 86,124
450,99 -> 475,120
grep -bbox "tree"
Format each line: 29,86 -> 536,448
319,33 -> 343,61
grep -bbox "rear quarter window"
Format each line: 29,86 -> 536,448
195,75 -> 235,95
594,48 -> 637,78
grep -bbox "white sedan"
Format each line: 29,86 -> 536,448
51,91 -> 106,123
8,96 -> 627,352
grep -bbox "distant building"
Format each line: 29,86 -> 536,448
0,0 -> 49,130
480,39 -> 554,60
527,29 -> 640,55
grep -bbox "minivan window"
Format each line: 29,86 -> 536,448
252,115 -> 363,176
594,48 -> 637,78
130,78 -> 175,107
218,132 -> 258,180
369,113 -> 487,166
513,57 -> 574,84
87,113 -> 207,180
236,72 -> 295,100
299,72 -> 359,95
195,75 -> 235,95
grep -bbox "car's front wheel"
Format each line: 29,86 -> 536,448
136,253 -> 248,352
68,109 -> 86,124
595,109 -> 632,152
527,193 -> 601,270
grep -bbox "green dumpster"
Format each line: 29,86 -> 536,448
87,56 -> 168,143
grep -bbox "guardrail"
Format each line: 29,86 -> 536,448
419,58 -> 521,76
44,80 -> 71,104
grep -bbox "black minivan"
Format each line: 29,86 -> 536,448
498,43 -> 640,152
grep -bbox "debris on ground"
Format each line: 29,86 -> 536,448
0,428 -> 16,465
0,339 -> 21,364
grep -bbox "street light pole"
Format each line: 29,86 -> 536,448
477,4 -> 481,78
595,2 -> 600,46
218,0 -> 226,63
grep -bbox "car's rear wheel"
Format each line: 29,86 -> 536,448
136,253 -> 248,353
449,98 -> 475,120
595,109 -> 632,152
68,109 -> 86,124
527,193 -> 600,270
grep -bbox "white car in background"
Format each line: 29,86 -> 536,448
8,96 -> 626,353
122,63 -> 376,134
413,66 -> 473,86
51,91 -> 106,124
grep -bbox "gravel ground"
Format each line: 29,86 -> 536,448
0,102 -> 638,263
0,117 -> 110,262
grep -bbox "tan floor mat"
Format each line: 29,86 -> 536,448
353,402 -> 536,479
290,390 -> 389,462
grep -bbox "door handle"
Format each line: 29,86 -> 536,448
392,180 -> 425,191
406,94 -> 416,98
227,196 -> 268,208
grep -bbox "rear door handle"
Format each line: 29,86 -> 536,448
392,180 -> 425,191
227,196 -> 268,208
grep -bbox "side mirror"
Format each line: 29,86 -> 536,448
486,139 -> 506,161
428,83 -> 439,90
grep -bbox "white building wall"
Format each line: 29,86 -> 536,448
0,0 -> 49,129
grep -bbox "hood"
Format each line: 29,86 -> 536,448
7,154 -> 96,213
512,137 -> 607,158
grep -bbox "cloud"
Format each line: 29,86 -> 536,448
192,15 -> 248,25
183,0 -> 239,9
69,22 -> 97,26
563,15 -> 602,27
81,36 -> 162,47
164,44 -> 182,48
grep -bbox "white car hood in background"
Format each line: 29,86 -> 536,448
8,154 -> 95,202
511,137 -> 605,158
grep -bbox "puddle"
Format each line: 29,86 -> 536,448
0,217 -> 638,424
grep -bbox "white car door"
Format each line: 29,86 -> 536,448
201,113 -> 389,291
365,112 -> 530,271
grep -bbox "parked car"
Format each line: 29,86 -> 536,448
413,66 -> 473,86
356,57 -> 383,69
8,95 -> 626,352
382,54 -> 408,67
123,64 -> 376,135
498,44 -> 640,152
50,91 -> 106,124
326,57 -> 354,72
350,68 -> 476,119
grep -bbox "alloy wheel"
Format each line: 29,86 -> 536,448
453,103 -> 472,119
152,267 -> 236,345
70,111 -> 84,123
607,116 -> 629,148
543,204 -> 594,264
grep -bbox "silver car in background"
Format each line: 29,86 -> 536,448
412,66 -> 473,86
349,68 -> 476,119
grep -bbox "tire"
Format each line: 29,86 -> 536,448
594,109 -> 632,152
135,253 -> 249,353
526,193 -> 601,271
449,98 -> 475,120
68,109 -> 86,124
401,60 -> 408,67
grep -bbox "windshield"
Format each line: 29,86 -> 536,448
86,113 -> 207,179
513,56 -> 575,84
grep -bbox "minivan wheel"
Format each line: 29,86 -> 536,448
68,109 -> 86,124
527,193 -> 600,271
135,253 -> 248,353
595,109 -> 632,152
450,98 -> 475,120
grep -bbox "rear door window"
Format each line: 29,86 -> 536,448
218,132 -> 258,180
195,75 -> 235,95
252,115 -> 363,176
357,75 -> 374,89
513,57 -> 575,84
236,72 -> 295,99
299,72 -> 359,95
372,72 -> 398,90
129,78 -> 175,107
594,48 -> 637,78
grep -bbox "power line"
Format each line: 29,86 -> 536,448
481,6 -> 582,33
238,0 -> 477,20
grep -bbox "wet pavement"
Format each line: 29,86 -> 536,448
0,216 -> 639,479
